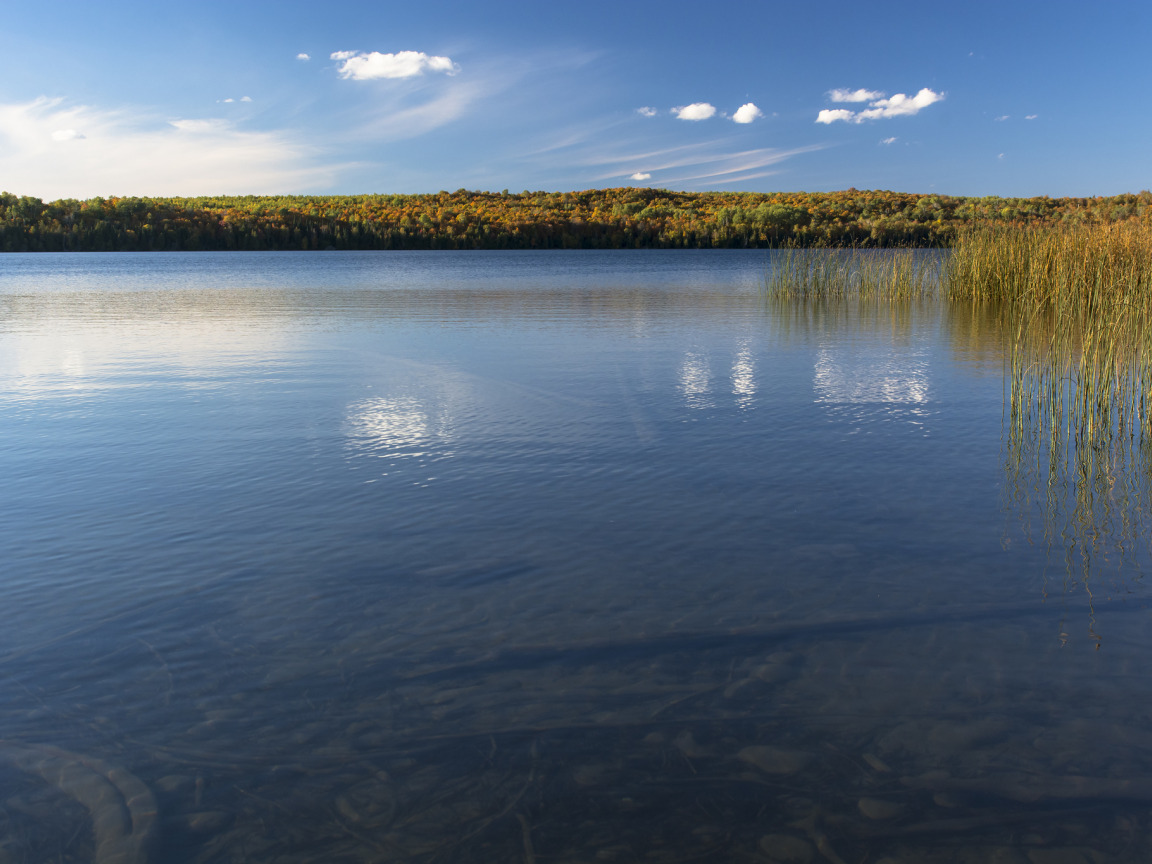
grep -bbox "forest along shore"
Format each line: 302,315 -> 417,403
2,187 -> 1151,252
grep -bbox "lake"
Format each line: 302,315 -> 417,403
1,250 -> 1150,864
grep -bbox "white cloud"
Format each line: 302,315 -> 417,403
817,88 -> 944,124
816,108 -> 855,124
0,97 -> 340,199
331,50 -> 459,80
856,88 -> 944,120
732,103 -> 763,124
1025,114 -> 1038,120
221,98 -> 234,103
240,96 -> 252,103
829,88 -> 884,103
296,53 -> 310,61
998,153 -> 1005,160
630,172 -> 651,181
636,106 -> 657,117
880,137 -> 897,145
673,102 -> 716,121
995,114 -> 1009,121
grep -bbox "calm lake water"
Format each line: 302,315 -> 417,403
1,251 -> 1151,863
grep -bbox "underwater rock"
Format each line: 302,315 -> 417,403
857,797 -> 905,820
926,716 -> 1014,754
758,833 -> 814,863
986,850 -> 1030,864
154,774 -> 193,794
572,764 -> 608,788
0,741 -> 157,864
185,810 -> 232,834
931,791 -> 963,808
1025,850 -> 1091,864
738,745 -> 811,775
674,730 -> 709,759
754,652 -> 798,683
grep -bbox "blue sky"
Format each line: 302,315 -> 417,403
1,0 -> 1148,199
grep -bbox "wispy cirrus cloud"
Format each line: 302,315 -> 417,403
673,102 -> 716,121
331,50 -> 459,80
340,54 -> 530,145
587,140 -> 826,186
0,97 -> 342,199
816,88 -> 944,123
338,48 -> 608,167
351,80 -> 487,141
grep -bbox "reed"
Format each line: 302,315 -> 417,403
946,222 -> 1152,307
948,223 -> 1152,446
769,225 -> 1152,602
765,247 -> 941,301
767,227 -> 1152,450
950,223 -> 1152,605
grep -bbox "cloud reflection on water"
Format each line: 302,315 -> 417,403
343,393 -> 458,486
0,322 -> 292,404
731,343 -> 756,406
677,340 -> 761,411
344,396 -> 435,459
812,342 -> 934,436
813,345 -> 930,405
678,352 -> 712,409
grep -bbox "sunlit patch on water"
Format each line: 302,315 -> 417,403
345,396 -> 436,458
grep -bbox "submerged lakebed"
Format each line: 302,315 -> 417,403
1,250 -> 1151,863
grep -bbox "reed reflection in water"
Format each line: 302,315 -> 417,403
997,303 -> 1152,646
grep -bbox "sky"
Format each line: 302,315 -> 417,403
0,0 -> 1148,200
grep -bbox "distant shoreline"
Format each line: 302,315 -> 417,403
2,188 -> 1149,252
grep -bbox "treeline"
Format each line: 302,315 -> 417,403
2,187 -> 1151,252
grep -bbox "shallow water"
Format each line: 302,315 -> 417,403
1,250 -> 1151,863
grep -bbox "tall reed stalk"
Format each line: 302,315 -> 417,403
765,248 -> 941,301
948,223 -> 1152,448
950,223 -> 1152,614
